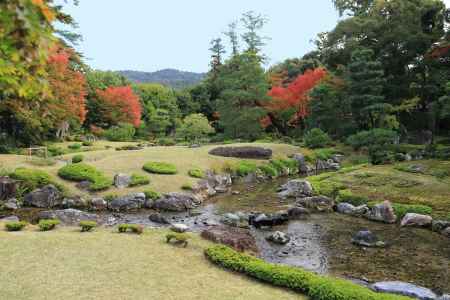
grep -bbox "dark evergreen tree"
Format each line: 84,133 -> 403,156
224,21 -> 239,56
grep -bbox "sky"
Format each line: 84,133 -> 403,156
60,0 -> 450,73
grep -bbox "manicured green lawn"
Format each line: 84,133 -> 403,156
0,142 -> 299,197
0,225 -> 304,300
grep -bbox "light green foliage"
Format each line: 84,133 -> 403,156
143,162 -> 177,175
304,128 -> 331,149
269,158 -> 298,174
166,232 -> 190,247
188,168 -> 205,179
129,174 -> 150,187
48,146 -> 66,156
118,224 -> 143,234
337,189 -> 369,206
258,164 -> 279,178
10,168 -> 53,193
143,189 -> 161,200
5,221 -> 27,232
234,161 -> 258,177
38,219 -> 60,231
181,183 -> 193,190
104,123 -> 136,142
205,245 -> 410,300
57,163 -> 111,191
308,174 -> 346,198
177,113 -> 215,143
346,129 -> 397,150
68,143 -> 82,150
391,203 -> 433,219
72,154 -> 84,164
79,221 -> 97,232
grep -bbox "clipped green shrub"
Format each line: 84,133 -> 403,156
143,162 -> 177,175
205,245 -> 410,300
58,163 -> 111,191
337,189 -> 369,206
166,232 -> 189,247
9,168 -> 54,194
181,183 -> 193,190
188,168 -> 205,179
104,123 -> 136,142
82,141 -> 93,147
38,219 -> 60,231
346,129 -> 397,151
68,143 -> 82,150
304,128 -> 332,149
48,145 -> 65,156
5,221 -> 27,232
258,164 -> 279,178
157,137 -> 176,146
118,224 -> 144,234
313,148 -> 336,161
369,146 -> 394,165
129,174 -> 150,187
270,158 -> 298,174
308,174 -> 346,198
234,161 -> 257,177
79,221 -> 97,232
104,194 -> 118,202
144,189 -> 161,200
72,154 -> 84,164
391,203 -> 433,219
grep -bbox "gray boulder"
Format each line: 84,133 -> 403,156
114,173 -> 131,189
62,196 -> 88,209
149,213 -> 170,224
192,180 -> 216,200
337,203 -> 369,216
352,230 -> 385,248
37,209 -> 97,226
153,192 -> 202,212
221,212 -> 248,228
442,227 -> 450,238
331,154 -> 344,163
438,294 -> 450,300
3,198 -> 20,210
208,146 -> 272,159
278,179 -> 313,199
400,213 -> 432,227
170,223 -> 189,233
23,185 -> 62,208
108,193 -> 146,211
206,172 -> 232,193
91,198 -> 107,211
0,216 -> 19,222
432,220 -> 450,233
266,231 -> 290,245
287,206 -> 310,220
365,201 -> 397,224
371,281 -> 437,300
296,196 -> 334,212
201,226 -> 258,252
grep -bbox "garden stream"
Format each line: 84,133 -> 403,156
11,179 -> 450,294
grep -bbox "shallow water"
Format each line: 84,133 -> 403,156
5,179 -> 450,293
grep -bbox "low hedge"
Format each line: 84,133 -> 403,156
9,168 -> 65,197
129,174 -> 150,187
188,168 -> 205,179
68,143 -> 82,150
391,203 -> 433,219
144,189 -> 161,200
308,174 -> 346,198
38,219 -> 60,231
181,183 -> 193,190
5,221 -> 27,232
337,189 -> 369,206
143,162 -> 177,175
205,245 -> 411,300
79,221 -> 97,232
57,163 -> 111,191
234,161 -> 258,177
72,154 -> 84,163
118,224 -> 143,234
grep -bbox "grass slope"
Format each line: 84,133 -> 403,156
0,142 -> 298,197
0,225 -> 303,300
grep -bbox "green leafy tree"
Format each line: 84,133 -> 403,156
241,11 -> 269,59
224,21 -> 240,56
177,114 -> 215,143
216,52 -> 270,140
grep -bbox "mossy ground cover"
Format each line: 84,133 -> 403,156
310,160 -> 450,218
0,142 -> 298,197
0,225 -> 303,300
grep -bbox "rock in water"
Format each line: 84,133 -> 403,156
337,203 -> 369,216
23,185 -> 62,208
4,198 -> 20,210
365,201 -> 397,224
114,174 -> 132,189
352,230 -> 385,248
400,213 -> 433,227
153,193 -> 202,212
442,227 -> 450,238
91,198 -> 107,210
371,281 -> 437,300
107,193 -> 146,211
170,224 -> 189,233
201,226 -> 258,252
277,179 -> 313,198
296,196 -> 334,212
208,146 -> 272,159
287,206 -> 310,220
266,231 -> 290,245
149,213 -> 170,224
431,220 -> 450,233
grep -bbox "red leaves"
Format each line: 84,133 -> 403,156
47,47 -> 87,124
96,86 -> 142,127
266,68 -> 327,122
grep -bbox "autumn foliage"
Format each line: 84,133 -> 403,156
47,46 -> 87,124
95,86 -> 142,127
265,68 -> 327,125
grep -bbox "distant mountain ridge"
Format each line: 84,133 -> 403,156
118,69 -> 206,89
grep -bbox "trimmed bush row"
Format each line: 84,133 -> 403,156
337,189 -> 369,206
72,154 -> 84,163
205,245 -> 411,300
391,203 -> 433,219
144,189 -> 161,200
5,221 -> 27,232
129,174 -> 150,187
79,221 -> 97,232
58,163 -> 111,191
143,162 -> 177,175
38,219 -> 60,231
118,224 -> 144,234
188,168 -> 205,179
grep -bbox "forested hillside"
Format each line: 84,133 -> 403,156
118,69 -> 205,89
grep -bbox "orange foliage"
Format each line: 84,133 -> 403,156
96,86 -> 142,127
266,68 -> 327,122
31,0 -> 56,22
47,46 -> 87,124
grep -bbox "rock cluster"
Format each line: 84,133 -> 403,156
208,146 -> 272,159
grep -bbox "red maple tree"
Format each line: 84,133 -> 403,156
47,46 -> 87,124
265,68 -> 327,125
95,86 -> 142,127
